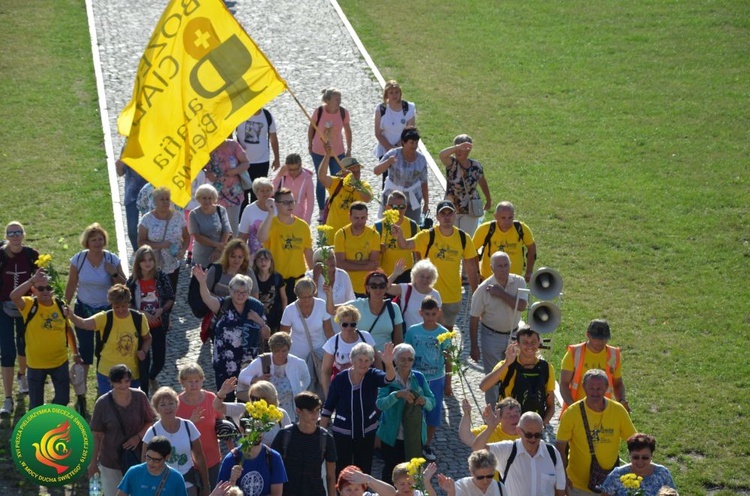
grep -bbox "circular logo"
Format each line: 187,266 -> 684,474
11,404 -> 93,487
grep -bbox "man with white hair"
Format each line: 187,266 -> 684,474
473,411 -> 566,496
469,251 -> 528,405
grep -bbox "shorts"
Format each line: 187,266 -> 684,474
425,375 -> 445,427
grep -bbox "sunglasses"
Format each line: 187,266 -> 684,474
630,455 -> 651,461
520,429 -> 543,439
340,322 -> 357,328
6,230 -> 23,237
389,204 -> 406,210
35,286 -> 54,292
368,283 -> 387,290
145,454 -> 165,463
473,474 -> 495,481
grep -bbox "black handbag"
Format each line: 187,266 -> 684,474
580,402 -> 616,493
109,393 -> 143,474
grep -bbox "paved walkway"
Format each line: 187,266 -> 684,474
90,0 -> 559,481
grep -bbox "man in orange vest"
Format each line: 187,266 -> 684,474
559,319 -> 630,414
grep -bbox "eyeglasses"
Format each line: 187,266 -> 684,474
340,322 -> 357,328
35,286 -> 54,292
630,454 -> 652,461
6,230 -> 23,237
520,429 -> 543,439
368,283 -> 387,290
145,454 -> 165,463
473,473 -> 495,481
277,200 -> 295,206
389,204 -> 406,210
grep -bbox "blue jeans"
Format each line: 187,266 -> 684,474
311,152 -> 345,212
125,201 -> 140,251
28,362 -> 70,409
0,309 -> 24,367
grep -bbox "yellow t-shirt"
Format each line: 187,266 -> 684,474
557,399 -> 636,491
473,220 -> 535,279
491,357 -> 556,400
324,177 -> 371,234
561,344 -> 622,402
471,424 -> 519,443
264,216 -> 313,279
20,296 -> 70,369
334,225 -> 381,294
412,227 -> 478,304
378,217 -> 419,276
93,311 -> 150,379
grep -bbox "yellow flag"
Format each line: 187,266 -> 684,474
117,0 -> 286,207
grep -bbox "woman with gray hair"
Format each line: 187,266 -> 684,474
188,184 -> 232,267
387,258 -> 442,330
238,177 -> 275,254
376,343 -> 435,484
439,134 -> 492,236
437,449 -> 506,496
192,267 -> 269,400
321,342 -> 396,477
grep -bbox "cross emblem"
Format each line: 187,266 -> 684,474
194,29 -> 212,49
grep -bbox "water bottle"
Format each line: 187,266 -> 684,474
89,473 -> 102,496
229,156 -> 237,169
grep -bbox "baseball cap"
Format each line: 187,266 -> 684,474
587,319 -> 611,339
436,200 -> 456,213
340,157 -> 361,169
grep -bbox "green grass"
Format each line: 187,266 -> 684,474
0,0 -> 109,493
339,0 -> 749,494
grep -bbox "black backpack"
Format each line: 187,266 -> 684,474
23,296 -> 68,329
477,220 -> 529,263
499,359 -> 551,417
500,441 -> 557,484
187,263 -> 223,318
95,309 -> 144,361
424,227 -> 467,258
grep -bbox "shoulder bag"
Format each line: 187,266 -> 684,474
580,402 -> 614,493
108,393 -> 143,474
298,302 -> 325,398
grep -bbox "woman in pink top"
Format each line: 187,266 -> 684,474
307,87 -> 352,212
176,363 -> 224,490
272,153 -> 315,224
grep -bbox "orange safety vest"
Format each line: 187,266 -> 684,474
562,342 -> 621,411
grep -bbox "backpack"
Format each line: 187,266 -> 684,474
374,218 -> 418,239
391,284 -> 413,316
377,101 -> 410,117
278,425 -> 329,463
232,445 -> 274,476
333,330 -> 365,360
23,296 -> 68,328
499,359 -> 551,417
500,441 -> 557,484
314,106 -> 347,129
96,309 -> 144,361
76,250 -> 114,274
477,221 -> 525,261
424,228 -> 467,258
187,263 -> 223,318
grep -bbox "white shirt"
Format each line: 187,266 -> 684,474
488,439 -> 566,496
470,273 -> 528,333
454,476 -> 505,496
280,299 -> 331,359
305,267 -> 355,333
236,109 -> 277,163
397,283 -> 442,331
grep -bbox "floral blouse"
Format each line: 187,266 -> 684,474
139,211 -> 186,274
444,157 -> 484,215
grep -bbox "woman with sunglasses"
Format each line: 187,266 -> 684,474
437,450 -> 506,496
0,222 -> 38,415
374,127 -> 429,224
376,343 -> 435,485
600,433 -> 677,496
321,305 -> 378,396
333,270 -> 403,353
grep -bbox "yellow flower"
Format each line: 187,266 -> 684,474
436,331 -> 453,344
343,173 -> 355,188
36,254 -> 53,268
383,209 -> 400,226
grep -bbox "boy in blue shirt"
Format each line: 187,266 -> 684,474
403,296 -> 451,461
117,436 -> 188,496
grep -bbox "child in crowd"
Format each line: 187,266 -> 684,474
251,249 -> 287,344
387,258 -> 442,331
403,296 -> 450,462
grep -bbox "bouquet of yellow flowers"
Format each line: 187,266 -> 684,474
437,330 -> 467,397
315,225 -> 336,286
238,399 -> 284,456
382,209 -> 401,233
620,473 -> 644,495
35,254 -> 66,298
343,172 -> 375,201
406,457 -> 428,495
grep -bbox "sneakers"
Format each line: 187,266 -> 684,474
422,445 -> 437,462
0,397 -> 13,417
17,374 -> 28,394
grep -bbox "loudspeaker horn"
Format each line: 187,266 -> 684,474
529,267 -> 563,301
528,301 -> 561,335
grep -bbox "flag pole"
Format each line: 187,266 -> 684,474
286,87 -> 345,170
